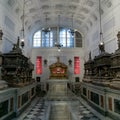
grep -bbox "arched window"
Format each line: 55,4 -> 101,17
75,31 -> 82,47
33,30 -> 53,47
41,31 -> 53,47
33,31 -> 41,47
33,27 -> 82,48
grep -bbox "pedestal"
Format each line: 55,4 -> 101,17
46,79 -> 69,100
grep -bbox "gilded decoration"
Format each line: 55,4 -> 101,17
49,57 -> 68,79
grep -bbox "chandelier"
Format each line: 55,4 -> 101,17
70,14 -> 75,37
20,0 -> 25,48
54,42 -> 63,52
42,14 -> 51,34
98,0 -> 105,53
54,15 -> 63,52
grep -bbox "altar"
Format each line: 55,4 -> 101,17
49,57 -> 68,79
47,57 -> 69,100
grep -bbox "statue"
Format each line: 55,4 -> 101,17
89,51 -> 92,60
11,37 -> 22,54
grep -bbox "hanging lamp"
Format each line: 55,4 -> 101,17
70,14 -> 75,37
42,14 -> 51,34
98,0 -> 105,53
54,15 -> 63,52
20,0 -> 25,48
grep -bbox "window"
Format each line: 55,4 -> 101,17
75,31 -> 82,47
59,28 -> 74,47
41,31 -> 53,47
33,30 -> 53,47
59,28 -> 66,47
33,27 -> 82,48
33,31 -> 41,47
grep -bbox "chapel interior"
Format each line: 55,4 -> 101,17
0,0 -> 120,120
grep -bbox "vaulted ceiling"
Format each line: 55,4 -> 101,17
7,0 -> 113,35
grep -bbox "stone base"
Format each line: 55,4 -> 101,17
46,79 -> 78,101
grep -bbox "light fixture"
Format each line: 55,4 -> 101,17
98,0 -> 105,53
42,14 -> 51,34
21,38 -> 25,48
44,59 -> 47,66
68,59 -> 72,66
0,28 -> 3,40
54,15 -> 63,52
20,0 -> 25,48
70,14 -> 75,37
54,42 -> 63,52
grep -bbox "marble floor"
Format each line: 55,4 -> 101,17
23,99 -> 46,120
13,97 -> 102,120
78,104 -> 100,120
12,83 -> 113,120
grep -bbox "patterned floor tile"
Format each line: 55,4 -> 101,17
78,103 -> 100,120
20,98 -> 101,120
